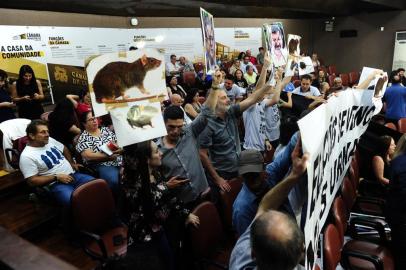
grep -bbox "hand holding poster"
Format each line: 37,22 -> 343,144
298,89 -> 377,270
86,49 -> 167,117
200,8 -> 216,74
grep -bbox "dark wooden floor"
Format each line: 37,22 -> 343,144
0,171 -> 98,270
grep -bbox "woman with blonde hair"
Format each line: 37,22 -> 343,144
393,134 -> 406,159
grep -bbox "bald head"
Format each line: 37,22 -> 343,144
170,94 -> 183,107
251,210 -> 304,270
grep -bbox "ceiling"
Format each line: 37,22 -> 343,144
1,0 -> 405,18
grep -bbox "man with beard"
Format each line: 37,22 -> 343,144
199,54 -> 272,194
271,24 -> 287,66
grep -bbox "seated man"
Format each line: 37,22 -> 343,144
219,74 -> 244,104
229,139 -> 308,270
19,120 -> 95,206
292,74 -> 321,99
170,94 -> 192,125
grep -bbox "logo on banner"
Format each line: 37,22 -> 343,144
12,33 -> 42,41
234,30 -> 250,39
54,67 -> 68,83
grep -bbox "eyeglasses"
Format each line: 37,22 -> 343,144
87,117 -> 97,122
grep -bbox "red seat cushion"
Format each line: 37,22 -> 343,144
86,226 -> 128,258
344,240 -> 394,270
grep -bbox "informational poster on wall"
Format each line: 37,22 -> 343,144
130,27 -> 262,63
0,25 -> 132,104
0,25 -> 266,104
298,89 -> 377,270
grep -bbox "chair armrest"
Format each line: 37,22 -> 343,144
341,249 -> 384,270
80,230 -> 108,259
5,148 -> 20,169
349,216 -> 389,244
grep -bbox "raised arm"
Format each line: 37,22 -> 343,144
256,138 -> 309,217
66,94 -> 79,108
266,69 -> 291,107
204,70 -> 222,112
356,69 -> 384,90
255,52 -> 272,91
239,83 -> 272,112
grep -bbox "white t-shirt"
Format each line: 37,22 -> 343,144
292,86 -> 321,97
264,100 -> 281,142
243,101 -> 267,151
19,137 -> 74,179
165,62 -> 181,77
219,83 -> 243,103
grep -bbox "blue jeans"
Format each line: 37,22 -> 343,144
93,165 -> 120,193
49,172 -> 95,206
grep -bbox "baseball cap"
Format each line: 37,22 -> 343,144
238,149 -> 264,175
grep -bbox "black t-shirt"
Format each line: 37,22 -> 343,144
234,78 -> 248,89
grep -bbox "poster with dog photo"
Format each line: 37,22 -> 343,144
298,56 -> 314,76
285,34 -> 302,77
200,8 -> 216,75
109,101 -> 167,147
86,48 -> 167,117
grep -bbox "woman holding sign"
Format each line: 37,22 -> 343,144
11,65 -> 44,120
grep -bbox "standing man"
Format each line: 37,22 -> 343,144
157,72 -> 220,205
292,74 -> 321,99
199,54 -> 272,193
256,47 -> 265,65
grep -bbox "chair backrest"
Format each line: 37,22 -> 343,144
188,201 -> 223,258
71,179 -> 115,233
398,118 -> 406,133
220,178 -> 243,230
5,136 -> 29,170
340,73 -> 350,86
183,71 -> 196,86
332,196 -> 348,240
328,75 -> 336,87
323,223 -> 342,270
293,80 -> 301,88
384,122 -> 397,131
255,64 -> 263,74
349,71 -> 360,86
328,65 -> 337,76
194,62 -> 204,73
40,111 -> 52,121
341,176 -> 356,212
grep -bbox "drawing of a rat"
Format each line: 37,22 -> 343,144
92,54 -> 162,103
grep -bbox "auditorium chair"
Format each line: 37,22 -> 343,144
349,71 -> 360,86
40,111 -> 52,121
398,118 -> 406,133
219,178 -> 243,235
384,122 -> 397,131
187,201 -> 232,270
183,71 -> 196,87
323,223 -> 394,270
5,135 -> 28,170
339,73 -> 350,87
328,65 -> 337,76
194,62 -> 204,73
255,64 -> 262,74
342,176 -> 385,217
319,66 -> 328,76
71,179 -> 127,267
327,75 -> 336,87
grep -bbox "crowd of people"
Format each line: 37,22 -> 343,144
0,46 -> 406,270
